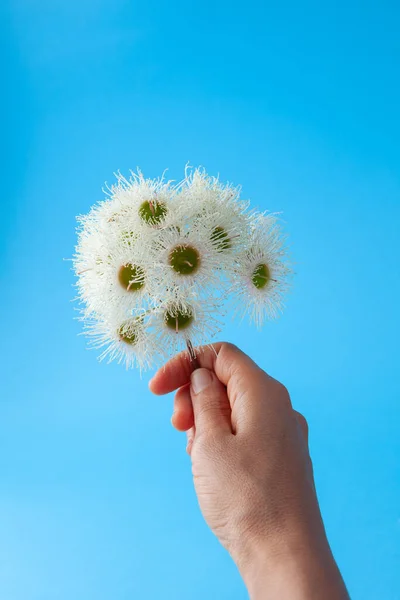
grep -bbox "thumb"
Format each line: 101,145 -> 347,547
190,368 -> 232,435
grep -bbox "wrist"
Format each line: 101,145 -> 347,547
232,520 -> 349,600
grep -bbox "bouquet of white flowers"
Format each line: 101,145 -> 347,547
73,167 -> 291,372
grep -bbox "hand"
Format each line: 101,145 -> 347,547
149,342 -> 349,599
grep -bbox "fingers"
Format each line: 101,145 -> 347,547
171,384 -> 194,432
149,342 -> 224,395
190,368 -> 232,435
149,342 -> 264,398
150,341 -> 291,435
186,427 -> 195,455
171,368 -> 233,438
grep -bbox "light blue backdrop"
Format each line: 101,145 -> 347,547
1,1 -> 399,598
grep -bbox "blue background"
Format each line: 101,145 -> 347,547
1,1 -> 399,598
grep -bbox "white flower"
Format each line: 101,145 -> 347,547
73,166 -> 292,371
78,170 -> 180,246
74,232 -> 156,320
151,296 -> 223,359
230,214 -> 291,327
150,221 -> 227,302
82,312 -> 161,371
180,167 -> 251,257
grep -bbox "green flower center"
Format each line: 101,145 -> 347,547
165,307 -> 194,331
118,316 -> 145,345
251,263 -> 271,289
138,199 -> 167,225
118,264 -> 145,291
118,325 -> 138,345
168,245 -> 200,275
211,226 -> 232,252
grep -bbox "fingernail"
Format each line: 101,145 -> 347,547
191,368 -> 212,395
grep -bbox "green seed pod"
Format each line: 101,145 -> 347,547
118,264 -> 145,291
118,324 -> 138,345
251,263 -> 270,289
138,199 -> 167,225
164,307 -> 194,331
117,315 -> 145,345
168,245 -> 200,275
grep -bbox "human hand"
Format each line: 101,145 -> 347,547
149,342 -> 349,599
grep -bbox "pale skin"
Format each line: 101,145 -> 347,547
149,342 -> 350,600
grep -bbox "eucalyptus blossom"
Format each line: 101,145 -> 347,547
73,167 -> 291,371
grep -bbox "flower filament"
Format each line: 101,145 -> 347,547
211,226 -> 232,252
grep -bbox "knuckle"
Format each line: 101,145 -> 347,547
258,372 -> 292,407
273,380 -> 291,404
275,379 -> 288,395
220,341 -> 238,353
295,411 -> 308,432
218,341 -> 239,363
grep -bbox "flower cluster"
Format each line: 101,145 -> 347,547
73,167 -> 291,371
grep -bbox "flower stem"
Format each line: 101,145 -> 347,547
186,338 -> 200,369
